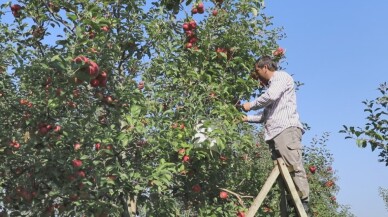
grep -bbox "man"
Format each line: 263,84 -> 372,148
242,56 -> 310,214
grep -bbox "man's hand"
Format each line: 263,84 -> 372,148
242,102 -> 251,112
242,116 -> 248,122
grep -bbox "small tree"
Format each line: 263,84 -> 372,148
340,82 -> 388,165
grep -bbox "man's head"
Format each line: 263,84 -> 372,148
252,56 -> 278,85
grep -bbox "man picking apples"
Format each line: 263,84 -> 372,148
242,56 -> 311,215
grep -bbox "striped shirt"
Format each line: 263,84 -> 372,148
247,70 -> 304,141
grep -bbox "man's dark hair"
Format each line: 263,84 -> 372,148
255,56 -> 278,71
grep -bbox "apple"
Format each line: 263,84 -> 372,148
189,20 -> 197,29
325,180 -> 334,188
99,71 -> 108,78
105,144 -> 113,150
90,78 -> 100,87
219,155 -> 227,161
237,211 -> 245,217
88,31 -> 96,39
180,123 -> 185,129
185,42 -> 193,49
76,170 -> 86,178
197,2 -> 204,9
73,55 -> 89,64
212,10 -> 218,16
188,37 -> 197,44
11,4 -> 22,17
11,4 -> 22,11
19,99 -> 28,105
309,165 -> 316,174
39,126 -> 49,135
273,47 -> 285,57
219,191 -> 228,199
104,96 -> 113,104
182,155 -> 190,162
10,141 -> 20,149
185,30 -> 194,37
191,7 -> 198,14
95,143 -> 101,151
182,23 -> 190,31
73,143 -> 81,151
192,184 -> 201,192
53,125 -> 61,132
101,26 -> 110,32
87,60 -> 99,77
71,159 -> 82,168
178,148 -> 186,155
99,79 -> 107,87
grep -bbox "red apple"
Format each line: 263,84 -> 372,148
101,26 -> 110,32
99,71 -> 108,78
219,191 -> 228,199
39,126 -> 49,135
10,141 -> 20,149
90,78 -> 100,87
73,143 -> 81,151
219,155 -> 227,161
185,42 -> 193,49
197,2 -> 204,9
104,96 -> 113,104
178,148 -> 185,155
273,47 -> 285,56
76,170 -> 86,178
73,55 -> 89,64
182,155 -> 190,162
11,4 -> 22,11
87,60 -> 99,77
309,165 -> 316,174
95,143 -> 101,151
325,180 -> 334,188
105,144 -> 113,150
192,184 -> 201,192
188,37 -> 197,44
191,7 -> 198,14
212,10 -> 218,16
71,159 -> 82,168
237,211 -> 245,217
189,20 -> 197,29
53,125 -> 61,132
182,23 -> 190,31
185,30 -> 194,37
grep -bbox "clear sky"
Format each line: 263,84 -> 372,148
263,1 -> 388,216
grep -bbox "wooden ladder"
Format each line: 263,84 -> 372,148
246,158 -> 308,217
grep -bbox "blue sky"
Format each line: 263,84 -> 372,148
263,1 -> 388,216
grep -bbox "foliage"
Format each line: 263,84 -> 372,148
379,187 -> 388,212
340,82 -> 388,165
0,0 -> 353,216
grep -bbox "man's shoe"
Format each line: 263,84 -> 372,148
301,201 -> 311,217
